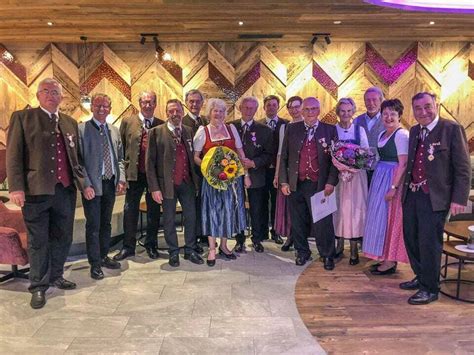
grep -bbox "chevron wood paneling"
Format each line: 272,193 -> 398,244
0,40 -> 472,152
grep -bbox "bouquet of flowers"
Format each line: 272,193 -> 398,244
201,146 -> 245,190
330,141 -> 377,182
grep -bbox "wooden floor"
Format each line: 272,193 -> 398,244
295,255 -> 474,354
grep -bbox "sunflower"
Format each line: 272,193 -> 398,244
224,164 -> 238,178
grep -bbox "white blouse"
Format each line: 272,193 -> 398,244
193,124 -> 243,152
377,128 -> 409,155
336,123 -> 369,149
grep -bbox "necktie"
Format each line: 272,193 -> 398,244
420,127 -> 428,141
144,119 -> 152,129
242,123 -> 249,141
100,124 -> 113,179
51,113 -> 60,134
307,126 -> 315,141
268,120 -> 276,130
196,116 -> 203,126
174,127 -> 181,143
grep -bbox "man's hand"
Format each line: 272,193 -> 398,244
450,202 -> 466,217
151,190 -> 163,204
9,191 -> 25,207
324,184 -> 334,197
116,181 -> 127,194
281,183 -> 291,196
273,175 -> 279,189
83,186 -> 95,200
242,158 -> 256,169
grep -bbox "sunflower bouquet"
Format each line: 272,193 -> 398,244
201,146 -> 245,190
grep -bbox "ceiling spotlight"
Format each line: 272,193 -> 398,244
325,35 -> 331,45
238,21 -> 244,26
311,35 -> 318,45
140,36 -> 146,45
429,21 -> 435,25
333,20 -> 342,24
162,52 -> 173,61
311,33 -> 331,46
47,21 -> 54,26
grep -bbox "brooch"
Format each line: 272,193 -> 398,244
65,133 -> 75,148
319,137 -> 328,148
427,141 -> 441,162
250,132 -> 261,148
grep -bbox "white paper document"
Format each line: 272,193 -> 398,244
310,190 -> 337,223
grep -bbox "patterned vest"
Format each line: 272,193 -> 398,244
298,137 -> 319,182
173,139 -> 190,185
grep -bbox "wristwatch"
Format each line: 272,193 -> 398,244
390,185 -> 398,190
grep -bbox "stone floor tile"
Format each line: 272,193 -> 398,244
254,335 -> 326,355
159,336 -> 254,355
193,297 -> 272,317
0,337 -> 73,354
114,297 -> 195,317
66,337 -> 163,354
210,317 -> 296,338
123,316 -> 210,338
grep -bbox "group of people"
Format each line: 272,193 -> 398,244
6,77 -> 471,310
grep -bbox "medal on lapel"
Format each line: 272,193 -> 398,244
66,133 -> 75,148
427,141 -> 440,162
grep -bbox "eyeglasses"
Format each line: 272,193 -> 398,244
92,104 -> 111,110
38,89 -> 61,97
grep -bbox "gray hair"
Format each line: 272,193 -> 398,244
412,92 -> 436,105
364,86 -> 384,101
204,98 -> 227,117
185,89 -> 204,102
36,78 -> 63,94
240,96 -> 259,107
138,91 -> 157,103
335,97 -> 356,115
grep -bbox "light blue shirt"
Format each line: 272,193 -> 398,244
365,111 -> 381,132
92,117 -> 116,177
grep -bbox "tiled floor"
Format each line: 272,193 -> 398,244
0,240 -> 325,355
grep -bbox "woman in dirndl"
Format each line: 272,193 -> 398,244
193,98 -> 251,267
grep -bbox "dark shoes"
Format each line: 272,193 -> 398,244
146,247 -> 160,259
218,248 -> 237,260
281,238 -> 293,252
169,254 -> 180,267
399,278 -> 420,290
113,248 -> 135,261
91,266 -> 105,280
408,290 -> 438,305
206,258 -> 216,267
101,256 -> 121,270
184,252 -> 204,265
295,254 -> 312,266
252,241 -> 264,253
50,277 -> 77,290
323,257 -> 335,270
234,242 -> 246,253
370,264 -> 397,275
195,244 -> 204,254
271,234 -> 284,245
349,255 -> 360,265
30,290 -> 46,309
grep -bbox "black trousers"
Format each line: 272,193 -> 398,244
82,178 -> 116,267
247,186 -> 268,242
22,184 -> 76,293
403,189 -> 447,294
263,167 -> 277,236
288,180 -> 335,258
123,173 -> 161,250
162,181 -> 197,256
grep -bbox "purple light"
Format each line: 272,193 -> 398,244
365,0 -> 474,13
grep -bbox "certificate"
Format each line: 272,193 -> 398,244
310,190 -> 337,223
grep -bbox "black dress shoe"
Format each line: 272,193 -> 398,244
169,254 -> 180,267
90,266 -> 104,280
206,258 -> 216,267
324,257 -> 335,270
349,255 -> 359,265
184,252 -> 204,265
101,256 -> 121,270
198,236 -> 209,247
400,278 -> 420,290
281,239 -> 293,252
50,277 -> 77,290
252,241 -> 264,253
271,234 -> 284,245
408,290 -> 438,305
295,254 -> 312,266
113,248 -> 135,261
218,248 -> 237,260
370,264 -> 397,275
369,262 -> 382,272
146,247 -> 160,260
30,290 -> 46,309
234,242 -> 246,253
195,244 -> 204,254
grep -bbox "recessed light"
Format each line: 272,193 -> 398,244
333,21 -> 342,24
238,21 -> 244,26
47,21 -> 54,26
429,21 -> 435,25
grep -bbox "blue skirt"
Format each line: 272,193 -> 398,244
362,161 -> 397,257
201,177 -> 247,238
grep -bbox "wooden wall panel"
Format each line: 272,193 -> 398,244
0,40 -> 472,152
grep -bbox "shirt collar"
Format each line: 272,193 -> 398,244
241,119 -> 254,127
423,116 -> 439,132
167,120 -> 181,132
266,116 -> 278,124
366,111 -> 381,120
40,106 -> 59,118
304,120 -> 319,130
187,112 -> 200,121
139,112 -> 154,123
92,117 -> 107,128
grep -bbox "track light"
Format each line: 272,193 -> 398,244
311,33 -> 331,46
140,36 -> 146,45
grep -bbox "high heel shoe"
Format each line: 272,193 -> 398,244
370,263 -> 397,275
207,249 -> 216,267
218,247 -> 237,260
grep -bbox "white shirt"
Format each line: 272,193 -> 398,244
240,119 -> 254,128
336,123 -> 369,149
364,112 -> 381,131
193,124 -> 243,152
92,117 -> 116,176
378,128 -> 409,155
40,106 -> 59,119
167,120 -> 182,132
421,116 -> 439,134
139,112 -> 154,130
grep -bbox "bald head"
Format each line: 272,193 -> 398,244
302,97 -> 321,126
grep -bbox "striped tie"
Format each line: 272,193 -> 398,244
100,124 -> 113,179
